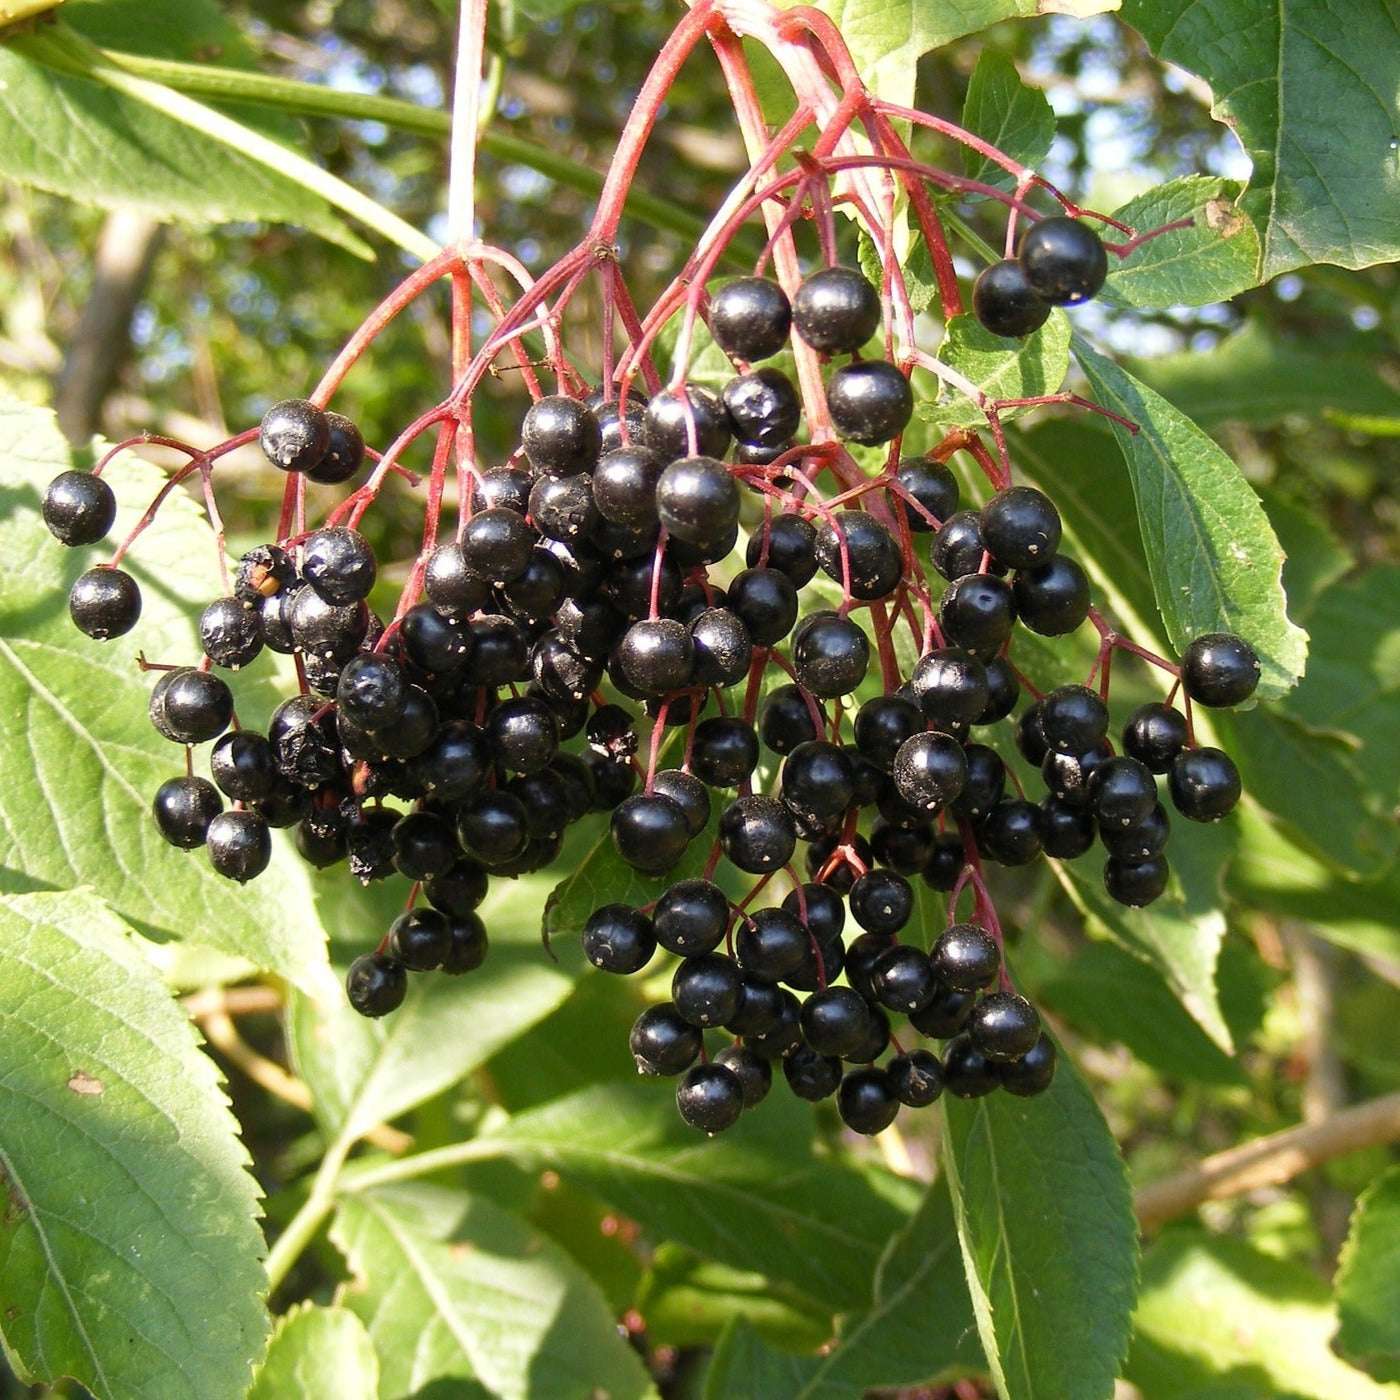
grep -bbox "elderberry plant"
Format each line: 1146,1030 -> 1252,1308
4,1 -> 1400,1397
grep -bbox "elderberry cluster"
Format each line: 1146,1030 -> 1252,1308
45,219 -> 1261,1135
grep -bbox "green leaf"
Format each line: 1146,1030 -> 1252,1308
1102,177 -> 1260,309
1073,337 -> 1308,701
1226,807 -> 1400,975
942,1050 -> 1138,1400
0,400 -> 332,994
0,889 -> 267,1399
249,1303 -> 379,1400
793,1180 -> 983,1396
1128,320 -> 1400,430
1127,1231 -> 1400,1400
1057,815 -> 1235,1053
961,49 -> 1055,191
704,1317 -> 821,1400
484,1080 -> 915,1311
331,1184 -> 657,1400
1042,939 -> 1249,1085
920,310 -> 1071,429
287,871 -> 582,1146
0,37 -> 361,253
637,1245 -> 833,1351
1120,0 -> 1400,279
1335,1166 -> 1400,1375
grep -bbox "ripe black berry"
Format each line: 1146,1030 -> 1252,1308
1039,684 -> 1110,755
644,385 -> 731,462
69,567 -> 142,639
1122,703 -> 1189,773
709,275 -> 792,361
825,360 -> 913,446
653,879 -> 729,956
932,922 -> 1000,992
893,455 -> 959,531
305,411 -> 365,485
44,471 -> 117,546
690,715 -> 760,788
1087,755 -> 1159,830
676,1062 -> 746,1134
672,953 -> 743,1027
260,398 -> 330,472
618,618 -> 695,695
1018,216 -> 1108,306
972,260 -> 1050,338
713,1043 -> 772,1108
205,810 -> 272,883
1168,747 -> 1242,822
1180,633 -> 1261,708
941,1034 -> 999,1097
939,573 -> 1017,655
848,869 -> 913,934
870,944 -> 937,1013
387,907 -> 453,972
521,395 -> 602,477
630,1003 -> 703,1075
152,775 -> 222,849
980,486 -> 1061,570
610,792 -> 691,874
346,952 -> 408,1018
150,667 -> 234,745
719,794 -> 796,874
792,265 -> 882,354
892,731 -> 967,813
837,1067 -> 899,1135
582,903 -> 657,975
792,613 -> 869,698
888,1049 -> 944,1107
999,1032 -> 1057,1096
303,527 -> 377,605
655,455 -> 740,547
1013,556 -> 1091,636
1104,852 -> 1171,906
814,513 -> 903,600
199,597 -> 263,670
783,1046 -> 844,1101
968,992 -> 1041,1061
723,367 -> 801,448
210,730 -> 277,802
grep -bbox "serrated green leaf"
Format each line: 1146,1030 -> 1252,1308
943,1050 -> 1138,1400
288,870 -> 581,1146
0,39 -> 361,252
1129,320 -> 1400,431
704,1316 -> 821,1400
0,400 -> 333,995
332,1184 -> 657,1400
1222,706 -> 1398,877
1127,1232 -> 1400,1400
484,1079 -> 914,1311
1335,1166 -> 1400,1374
962,49 -> 1055,191
249,1303 -> 379,1400
1102,177 -> 1260,309
1073,337 -> 1308,700
793,1180 -> 983,1396
0,889 -> 267,1400
921,311 -> 1071,429
1120,0 -> 1400,278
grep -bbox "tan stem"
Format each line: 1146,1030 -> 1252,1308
1135,1090 -> 1400,1231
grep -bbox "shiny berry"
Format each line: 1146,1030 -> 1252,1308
972,260 -> 1050,338
1018,216 -> 1108,305
43,471 -> 116,545
259,398 -> 330,472
69,567 -> 141,639
1180,633 -> 1261,708
792,265 -> 881,354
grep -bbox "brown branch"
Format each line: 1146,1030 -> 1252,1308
1136,1090 -> 1400,1232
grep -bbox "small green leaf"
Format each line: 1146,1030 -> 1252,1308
962,49 -> 1055,191
1120,0 -> 1400,278
249,1303 -> 379,1400
1073,337 -> 1308,701
287,871 -> 581,1146
0,400 -> 332,994
943,1050 -> 1138,1400
1128,320 -> 1400,431
704,1317 -> 820,1400
1335,1166 -> 1400,1374
1057,815 -> 1235,1053
1103,177 -> 1260,309
921,311 -> 1071,429
794,1181 -> 983,1396
484,1080 -> 915,1311
1128,1232 -> 1400,1400
0,889 -> 267,1400
637,1245 -> 833,1351
332,1185 -> 657,1400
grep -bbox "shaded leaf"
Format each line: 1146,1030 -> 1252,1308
921,310 -> 1071,429
287,870 -> 582,1146
249,1303 -> 379,1400
704,1317 -> 820,1400
1120,0 -> 1400,278
0,890 -> 267,1400
1127,1231 -> 1400,1400
0,400 -> 332,994
332,1184 -> 656,1400
962,49 -> 1055,191
1335,1166 -> 1400,1375
484,1079 -> 915,1310
1129,320 -> 1400,430
794,1180 -> 983,1396
943,1050 -> 1138,1400
1074,337 -> 1308,701
1103,177 -> 1260,309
